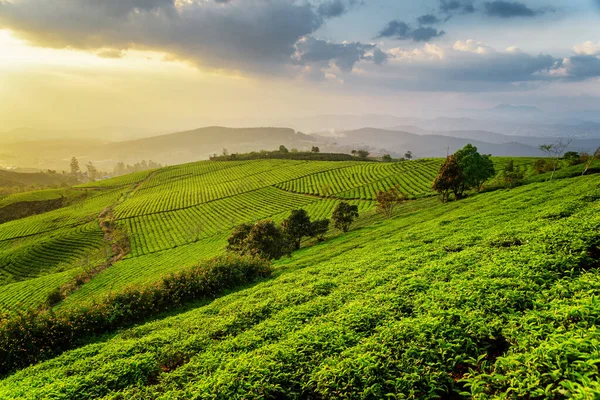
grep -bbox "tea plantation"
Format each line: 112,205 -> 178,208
0,157 -> 599,399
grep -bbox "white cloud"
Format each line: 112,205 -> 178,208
574,41 -> 600,56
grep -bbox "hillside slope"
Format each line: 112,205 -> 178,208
1,173 -> 599,398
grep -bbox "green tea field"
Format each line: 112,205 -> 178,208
0,156 -> 599,399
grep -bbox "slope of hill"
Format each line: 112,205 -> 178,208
0,167 -> 599,398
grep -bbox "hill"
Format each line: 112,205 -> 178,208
0,158 -> 598,398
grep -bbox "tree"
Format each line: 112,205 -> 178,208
382,154 -> 392,162
533,159 -> 551,174
405,151 -> 413,160
311,146 -> 320,153
310,219 -> 330,241
222,148 -> 229,156
582,147 -> 600,176
279,145 -> 289,154
503,160 -> 525,188
432,155 -> 462,202
563,151 -> 581,165
86,162 -> 98,181
356,150 -> 370,159
376,186 -> 406,218
70,157 -> 80,177
227,221 -> 288,260
282,209 -> 313,250
332,201 -> 359,232
539,139 -> 572,180
454,144 -> 495,192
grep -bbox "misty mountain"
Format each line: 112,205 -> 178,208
326,128 -> 541,158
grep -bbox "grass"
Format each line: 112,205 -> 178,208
0,170 -> 598,398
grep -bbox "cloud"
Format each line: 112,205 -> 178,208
294,36 -> 385,73
317,0 -> 357,18
417,14 -> 441,25
453,40 -> 495,54
483,1 -> 547,18
574,41 -> 600,56
0,0 -> 379,75
378,20 -> 445,42
439,0 -> 476,15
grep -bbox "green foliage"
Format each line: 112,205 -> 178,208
282,209 -> 313,250
228,221 -> 289,260
279,145 -> 289,154
382,154 -> 393,162
433,145 -> 495,201
454,144 -> 495,192
375,186 -> 406,218
0,254 -> 271,377
503,160 -> 525,188
310,219 -> 330,241
1,175 -> 599,398
311,146 -> 320,153
432,155 -> 462,202
332,201 -> 359,232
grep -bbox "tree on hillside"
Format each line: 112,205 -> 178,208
503,160 -> 525,188
405,151 -> 413,160
279,145 -> 289,154
454,144 -> 495,192
227,221 -> 289,260
376,186 -> 406,218
70,157 -> 80,177
310,219 -> 330,241
432,155 -> 462,202
432,145 -> 495,202
86,162 -> 98,181
311,146 -> 320,153
356,150 -> 370,159
332,201 -> 359,232
382,154 -> 392,162
282,209 -> 313,250
582,146 -> 600,176
539,139 -> 572,180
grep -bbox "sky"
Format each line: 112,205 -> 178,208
1,0 -> 600,133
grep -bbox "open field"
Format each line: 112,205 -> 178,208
0,168 -> 598,398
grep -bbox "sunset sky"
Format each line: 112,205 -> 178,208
1,0 -> 600,132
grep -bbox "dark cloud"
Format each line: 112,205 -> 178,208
417,14 -> 441,25
559,55 -> 600,80
378,20 -> 444,42
0,0 -> 382,75
439,0 -> 476,15
317,0 -> 357,18
294,37 -> 381,72
483,1 -> 540,18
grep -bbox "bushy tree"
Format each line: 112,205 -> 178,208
227,221 -> 288,260
279,145 -> 289,154
382,154 -> 392,162
376,186 -> 406,218
432,155 -> 462,202
311,146 -> 320,153
432,145 -> 495,201
454,144 -> 495,192
227,223 -> 253,253
503,160 -> 525,188
405,151 -> 413,160
356,150 -> 370,159
86,162 -> 98,181
310,219 -> 330,241
282,209 -> 313,250
332,201 -> 359,232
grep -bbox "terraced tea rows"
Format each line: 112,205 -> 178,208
0,270 -> 79,311
0,222 -> 104,285
114,160 -> 356,218
1,157 -> 547,312
275,159 -> 440,199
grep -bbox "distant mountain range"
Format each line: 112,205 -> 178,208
2,123 -> 600,172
